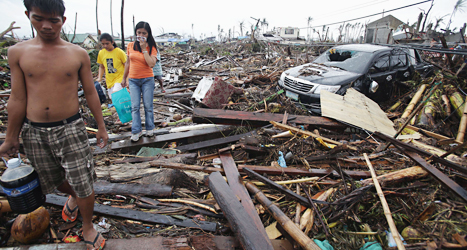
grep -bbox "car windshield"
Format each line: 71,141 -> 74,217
313,49 -> 373,74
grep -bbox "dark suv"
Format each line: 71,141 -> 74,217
278,44 -> 433,106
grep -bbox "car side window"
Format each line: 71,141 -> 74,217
369,55 -> 390,73
391,53 -> 407,69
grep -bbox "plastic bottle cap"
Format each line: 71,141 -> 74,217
7,158 -> 21,169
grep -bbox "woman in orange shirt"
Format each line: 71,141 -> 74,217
122,21 -> 158,142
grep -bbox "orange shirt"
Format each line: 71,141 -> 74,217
127,42 -> 158,79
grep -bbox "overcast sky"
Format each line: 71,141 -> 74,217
1,0 -> 465,41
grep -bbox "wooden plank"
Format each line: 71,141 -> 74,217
400,150 -> 467,203
93,181 -> 172,197
405,125 -> 453,141
111,125 -> 234,152
113,153 -> 197,164
374,132 -> 467,175
208,172 -> 274,250
246,182 -> 322,250
242,167 -> 330,207
176,131 -> 256,152
219,152 -> 273,249
271,121 -> 358,150
238,165 -> 371,179
321,88 -> 397,137
192,108 -> 345,129
45,194 -> 217,232
147,161 -> 370,179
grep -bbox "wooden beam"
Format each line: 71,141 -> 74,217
238,165 -> 370,179
192,108 -> 345,129
111,125 -> 234,152
93,181 -> 172,197
45,194 -> 217,232
208,172 -> 274,250
148,161 -> 370,179
246,182 -> 322,250
242,167 -> 330,207
219,152 -> 273,249
397,149 -> 467,203
271,121 -> 357,150
176,131 -> 256,152
374,132 -> 467,175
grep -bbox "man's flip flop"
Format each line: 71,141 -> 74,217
62,195 -> 79,222
84,232 -> 106,250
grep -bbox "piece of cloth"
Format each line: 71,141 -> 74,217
107,82 -> 123,100
129,77 -> 155,134
127,42 -> 157,79
360,242 -> 383,250
154,75 -> 163,80
96,47 -> 127,89
152,52 -> 163,76
21,118 -> 96,198
313,239 -> 334,250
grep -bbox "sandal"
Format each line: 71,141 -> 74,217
62,195 -> 79,222
84,232 -> 106,250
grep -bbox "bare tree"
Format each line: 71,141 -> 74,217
110,0 -> 114,37
71,12 -> 77,43
96,0 -> 99,39
446,0 -> 466,31
120,0 -> 124,50
239,21 -> 244,37
420,0 -> 434,33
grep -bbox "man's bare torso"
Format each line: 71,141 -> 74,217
16,39 -> 83,122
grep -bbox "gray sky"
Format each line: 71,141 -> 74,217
0,0 -> 465,40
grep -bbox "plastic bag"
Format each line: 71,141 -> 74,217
111,88 -> 132,123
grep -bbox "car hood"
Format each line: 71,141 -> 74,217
284,63 -> 362,86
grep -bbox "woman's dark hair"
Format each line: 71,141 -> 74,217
133,21 -> 157,55
24,0 -> 65,18
100,33 -> 117,48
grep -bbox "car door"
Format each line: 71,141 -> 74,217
367,52 -> 397,101
391,51 -> 410,81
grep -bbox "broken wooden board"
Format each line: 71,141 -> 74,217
374,132 -> 467,175
95,162 -> 160,182
111,125 -> 234,152
219,152 -> 273,249
208,171 -> 274,250
321,88 -> 397,137
93,180 -> 172,197
398,150 -> 467,203
192,108 -> 345,129
45,194 -> 217,232
176,131 -> 257,152
112,153 -> 197,164
238,165 -> 371,179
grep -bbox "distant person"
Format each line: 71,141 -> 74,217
121,21 -> 158,142
153,51 -> 164,93
97,33 -> 127,99
0,0 -> 108,249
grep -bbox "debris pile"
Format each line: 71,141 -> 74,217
0,38 -> 467,250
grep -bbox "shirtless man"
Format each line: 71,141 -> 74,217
0,0 -> 108,249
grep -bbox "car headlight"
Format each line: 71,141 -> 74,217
314,85 -> 341,94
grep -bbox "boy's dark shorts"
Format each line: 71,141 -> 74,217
21,118 -> 96,198
154,75 -> 163,80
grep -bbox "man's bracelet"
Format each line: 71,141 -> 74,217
143,50 -> 148,53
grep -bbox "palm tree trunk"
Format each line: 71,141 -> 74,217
110,0 -> 114,37
120,0 -> 124,50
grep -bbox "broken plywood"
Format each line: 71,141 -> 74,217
321,88 -> 396,136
